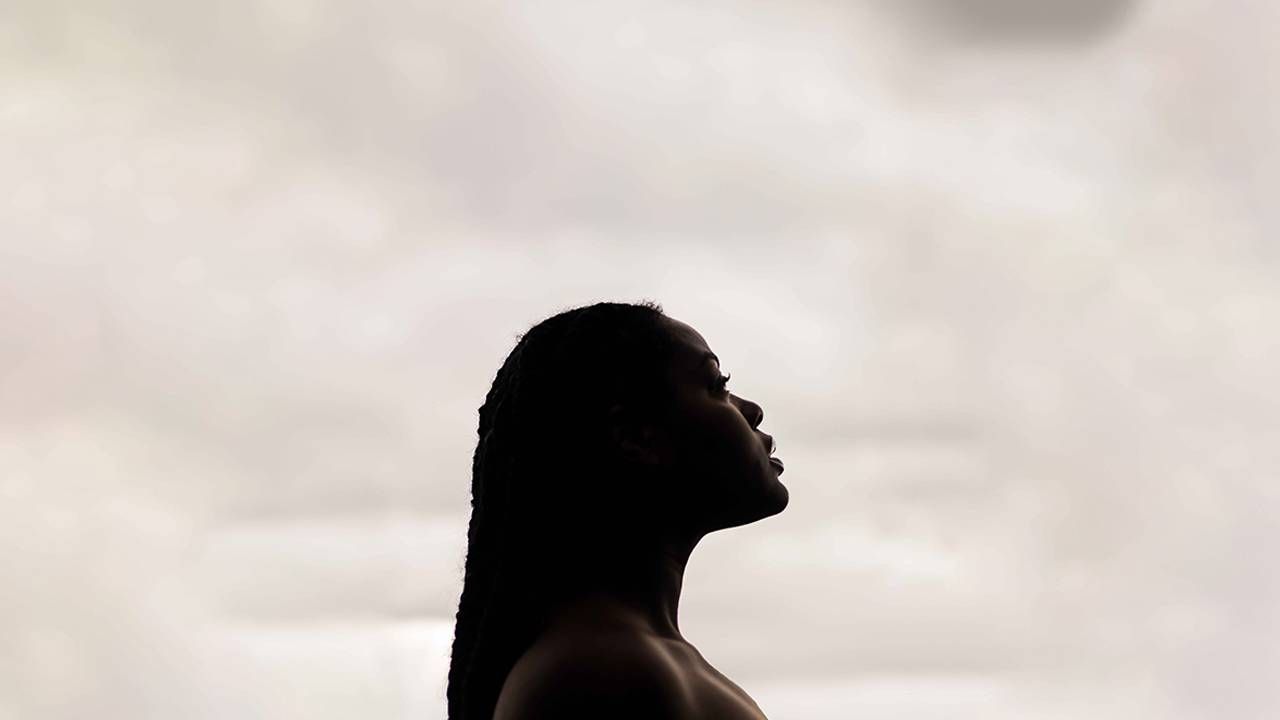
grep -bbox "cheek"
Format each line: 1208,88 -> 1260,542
671,405 -> 758,480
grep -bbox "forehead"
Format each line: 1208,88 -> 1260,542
661,316 -> 718,376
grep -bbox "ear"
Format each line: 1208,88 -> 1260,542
607,403 -> 664,467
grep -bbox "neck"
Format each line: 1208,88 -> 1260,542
544,522 -> 704,643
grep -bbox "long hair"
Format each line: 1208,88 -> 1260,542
446,300 -> 676,720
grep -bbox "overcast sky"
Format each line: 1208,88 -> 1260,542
2,1 -> 1278,718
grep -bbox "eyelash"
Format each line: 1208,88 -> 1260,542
714,373 -> 732,395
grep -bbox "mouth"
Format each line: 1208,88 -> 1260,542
769,456 -> 785,475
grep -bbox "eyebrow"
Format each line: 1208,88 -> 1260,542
699,351 -> 720,369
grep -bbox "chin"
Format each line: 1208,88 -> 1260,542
716,482 -> 789,530
763,479 -> 789,516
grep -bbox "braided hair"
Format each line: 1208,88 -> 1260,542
446,300 -> 676,720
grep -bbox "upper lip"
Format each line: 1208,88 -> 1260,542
760,433 -> 776,457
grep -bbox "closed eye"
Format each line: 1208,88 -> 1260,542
714,373 -> 732,396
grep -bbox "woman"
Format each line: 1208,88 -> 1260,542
448,300 -> 789,720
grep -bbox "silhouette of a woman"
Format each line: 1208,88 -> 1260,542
447,300 -> 788,720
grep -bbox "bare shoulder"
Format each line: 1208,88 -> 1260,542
493,628 -> 697,720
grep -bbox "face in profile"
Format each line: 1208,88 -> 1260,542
613,315 -> 789,535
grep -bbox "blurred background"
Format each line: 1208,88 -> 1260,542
3,0 -> 1278,718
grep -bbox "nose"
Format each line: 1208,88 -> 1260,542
735,395 -> 764,429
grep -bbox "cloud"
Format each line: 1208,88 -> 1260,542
3,0 -> 1278,718
887,0 -> 1139,44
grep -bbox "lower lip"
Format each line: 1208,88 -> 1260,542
769,457 -> 784,475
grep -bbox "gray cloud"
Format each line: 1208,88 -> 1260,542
889,0 -> 1140,43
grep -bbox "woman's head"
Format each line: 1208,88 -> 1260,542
447,300 -> 786,720
483,300 -> 785,535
